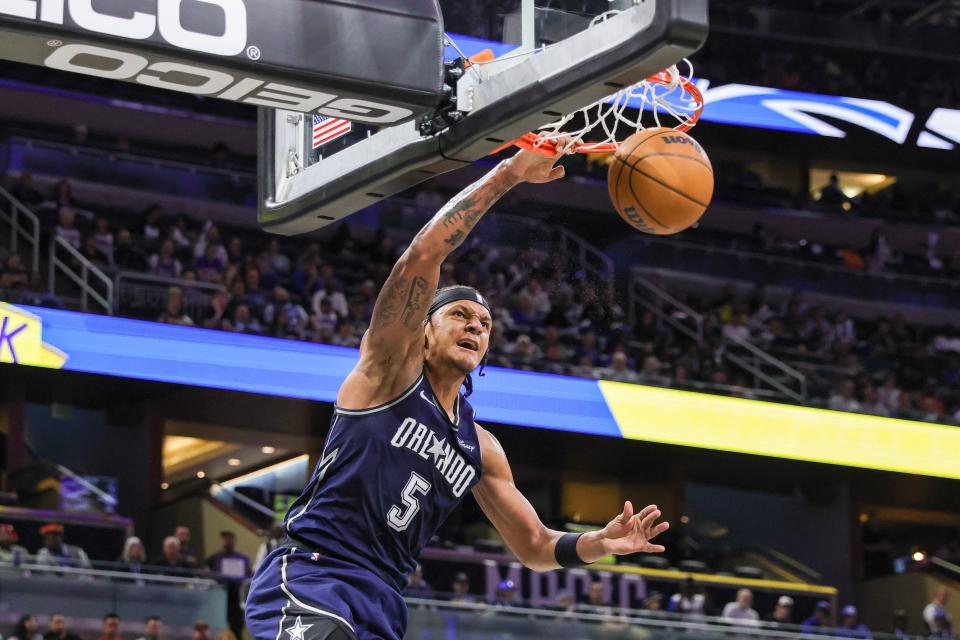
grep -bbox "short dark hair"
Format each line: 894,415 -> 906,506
103,613 -> 120,621
146,616 -> 161,623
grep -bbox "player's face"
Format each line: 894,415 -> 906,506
427,301 -> 492,374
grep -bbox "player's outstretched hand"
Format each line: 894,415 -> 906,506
504,135 -> 576,184
599,501 -> 670,556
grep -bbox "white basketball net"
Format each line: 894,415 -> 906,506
524,58 -> 703,154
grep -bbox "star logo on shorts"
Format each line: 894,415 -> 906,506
286,616 -> 313,640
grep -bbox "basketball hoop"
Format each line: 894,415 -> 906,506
503,60 -> 703,156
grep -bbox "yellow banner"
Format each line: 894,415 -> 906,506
0,302 -> 67,369
599,381 -> 960,479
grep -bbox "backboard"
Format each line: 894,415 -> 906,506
258,0 -> 709,235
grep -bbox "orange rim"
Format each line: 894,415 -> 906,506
494,71 -> 703,157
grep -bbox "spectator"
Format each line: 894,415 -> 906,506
151,536 -> 193,575
861,387 -> 890,417
149,239 -> 183,279
925,587 -> 952,633
157,287 -> 194,326
119,535 -> 147,572
801,601 -> 832,634
9,615 -> 41,640
230,303 -> 262,334
638,592 -> 661,612
722,311 -> 751,342
135,616 -> 162,640
193,223 -> 228,265
930,610 -> 957,640
192,621 -> 211,640
140,205 -> 164,249
81,233 -> 110,268
765,595 -> 794,625
93,215 -> 114,264
195,242 -> 226,283
580,580 -> 613,616
312,270 -> 349,319
113,229 -> 148,271
405,563 -> 434,597
265,286 -> 309,338
331,320 -> 360,348
44,613 -> 82,640
668,578 -> 706,617
253,523 -> 283,573
835,605 -> 872,639
596,351 -> 639,383
207,531 -> 250,639
35,523 -> 92,569
0,523 -> 28,564
818,174 -> 848,209
10,172 -> 45,208
52,180 -> 77,210
829,380 -> 862,413
492,579 -> 518,607
99,614 -> 121,640
313,297 -> 340,336
54,207 -> 82,249
265,238 -> 291,276
1,254 -> 30,291
175,525 -> 198,568
450,571 -> 476,603
722,588 -> 759,625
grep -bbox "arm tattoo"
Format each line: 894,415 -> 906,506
372,274 -> 408,329
401,276 -> 430,327
444,230 -> 466,247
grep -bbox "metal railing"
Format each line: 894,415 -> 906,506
114,271 -> 224,321
723,331 -> 808,403
48,236 -> 113,314
629,271 -> 806,402
0,184 -> 40,275
405,598 -> 915,640
209,481 -> 277,521
0,559 -> 220,588
630,273 -> 704,343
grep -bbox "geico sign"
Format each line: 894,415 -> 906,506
0,0 -> 247,56
44,44 -> 413,124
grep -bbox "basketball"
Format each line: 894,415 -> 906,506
607,128 -> 714,235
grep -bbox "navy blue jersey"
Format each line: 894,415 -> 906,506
264,372 -> 482,638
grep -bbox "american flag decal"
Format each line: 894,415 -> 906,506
312,114 -> 352,149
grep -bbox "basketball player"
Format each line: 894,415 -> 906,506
245,142 -> 669,640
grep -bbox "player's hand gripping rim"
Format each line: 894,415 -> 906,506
503,134 -> 577,185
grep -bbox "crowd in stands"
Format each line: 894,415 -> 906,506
2,171 -> 960,425
0,523 -> 249,639
3,516 -> 957,639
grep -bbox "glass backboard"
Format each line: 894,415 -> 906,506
258,0 -> 709,234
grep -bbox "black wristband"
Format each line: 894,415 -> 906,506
555,532 -> 588,568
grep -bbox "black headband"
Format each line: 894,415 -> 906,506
428,287 -> 491,318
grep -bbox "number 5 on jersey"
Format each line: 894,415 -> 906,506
387,472 -> 432,532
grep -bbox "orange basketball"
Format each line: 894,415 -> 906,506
607,128 -> 714,235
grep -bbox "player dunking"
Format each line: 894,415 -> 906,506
245,143 -> 670,640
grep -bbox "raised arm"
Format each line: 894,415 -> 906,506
472,425 -> 669,572
337,148 -> 569,409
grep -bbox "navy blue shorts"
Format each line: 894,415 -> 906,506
245,546 -> 406,640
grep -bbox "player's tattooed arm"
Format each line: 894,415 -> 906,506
343,145 -> 571,406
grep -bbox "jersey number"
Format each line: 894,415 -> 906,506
387,472 -> 432,532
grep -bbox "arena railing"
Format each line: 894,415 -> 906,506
0,184 -> 40,275
404,598 -> 915,640
629,271 -> 807,402
113,271 -> 226,323
48,236 -> 113,315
